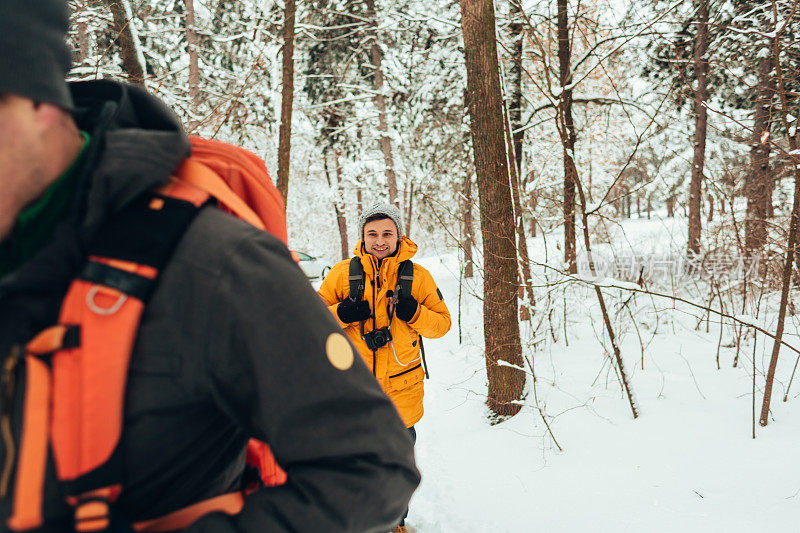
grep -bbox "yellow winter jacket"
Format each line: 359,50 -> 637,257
318,237 -> 451,427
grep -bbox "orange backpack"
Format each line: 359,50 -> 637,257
6,137 -> 287,532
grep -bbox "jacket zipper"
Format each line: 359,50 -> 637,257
371,256 -> 378,376
389,363 -> 422,379
0,344 -> 21,498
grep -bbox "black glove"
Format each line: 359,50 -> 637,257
337,299 -> 371,323
395,296 -> 418,322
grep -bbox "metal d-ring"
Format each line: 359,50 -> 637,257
86,286 -> 128,315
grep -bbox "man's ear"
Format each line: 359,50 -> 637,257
32,101 -> 67,128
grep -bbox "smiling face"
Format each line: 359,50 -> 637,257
363,217 -> 398,260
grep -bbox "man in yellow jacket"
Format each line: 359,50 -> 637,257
319,202 -> 451,532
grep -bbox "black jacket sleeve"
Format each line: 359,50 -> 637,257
187,227 -> 419,533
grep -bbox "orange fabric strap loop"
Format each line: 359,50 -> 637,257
132,492 -> 245,532
51,280 -> 145,482
7,357 -> 51,531
25,325 -> 71,356
175,159 -> 266,231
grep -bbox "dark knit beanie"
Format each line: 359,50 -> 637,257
0,0 -> 73,110
358,202 -> 404,240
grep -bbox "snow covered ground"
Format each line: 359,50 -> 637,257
400,215 -> 800,533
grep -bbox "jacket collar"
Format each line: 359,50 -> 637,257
354,236 -> 417,279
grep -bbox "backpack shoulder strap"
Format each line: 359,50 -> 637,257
396,260 -> 414,299
348,257 -> 365,302
174,158 -> 265,231
8,178 -> 286,531
9,189 -> 203,531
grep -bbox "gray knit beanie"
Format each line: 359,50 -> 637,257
0,0 -> 73,110
358,202 -> 404,240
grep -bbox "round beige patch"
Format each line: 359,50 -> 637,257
326,333 -> 354,370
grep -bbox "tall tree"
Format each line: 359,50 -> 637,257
760,0 -> 800,427
687,0 -> 709,256
184,0 -> 200,111
745,48 -> 775,253
557,0 -> 578,273
103,0 -> 146,85
365,0 -> 400,206
506,0 -> 534,319
324,143 -> 350,260
460,0 -> 525,418
277,0 -> 297,206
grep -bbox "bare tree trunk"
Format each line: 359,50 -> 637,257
504,105 -> 534,320
184,0 -> 200,104
647,197 -> 652,219
506,0 -> 533,320
529,191 -> 538,237
667,195 -> 675,217
77,21 -> 90,62
405,182 -> 414,237
745,50 -> 775,253
557,0 -> 577,274
103,0 -> 146,85
365,0 -> 399,206
509,0 -> 525,178
324,149 -> 350,260
461,0 -> 524,418
463,173 -> 475,279
760,7 -> 800,426
276,0 -> 296,207
687,0 -> 709,256
707,194 -> 714,222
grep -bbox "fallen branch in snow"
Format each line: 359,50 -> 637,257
520,353 -> 563,452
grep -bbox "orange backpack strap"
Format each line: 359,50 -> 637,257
7,192 -> 204,531
174,158 -> 266,231
9,154 -> 288,530
186,136 -> 288,244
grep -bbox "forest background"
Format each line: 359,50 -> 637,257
66,0 -> 800,455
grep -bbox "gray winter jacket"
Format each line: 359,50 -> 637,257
0,80 -> 419,532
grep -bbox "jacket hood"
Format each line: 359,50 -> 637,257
354,236 -> 417,277
69,79 -> 190,232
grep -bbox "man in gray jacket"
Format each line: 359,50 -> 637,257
0,1 -> 418,531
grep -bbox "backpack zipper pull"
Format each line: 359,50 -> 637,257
0,344 -> 22,498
